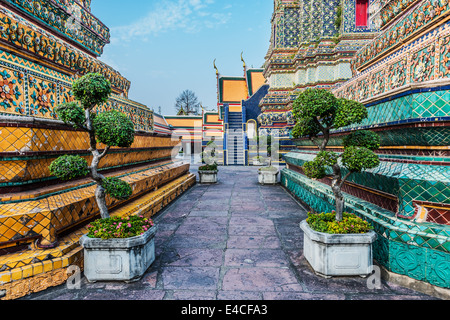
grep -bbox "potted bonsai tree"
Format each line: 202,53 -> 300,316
49,73 -> 156,282
251,133 -> 267,166
199,138 -> 219,183
292,88 -> 379,278
258,135 -> 279,185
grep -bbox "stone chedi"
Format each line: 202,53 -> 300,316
259,0 -> 377,139
280,0 -> 450,292
0,0 -> 195,300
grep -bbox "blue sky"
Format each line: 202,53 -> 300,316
90,0 -> 273,115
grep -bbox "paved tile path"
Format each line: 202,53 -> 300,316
21,166 -> 439,300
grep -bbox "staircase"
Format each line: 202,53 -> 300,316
227,112 -> 245,166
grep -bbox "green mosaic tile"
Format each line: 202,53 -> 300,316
426,249 -> 450,288
282,168 -> 450,289
389,241 -> 426,282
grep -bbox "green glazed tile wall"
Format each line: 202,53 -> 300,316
284,152 -> 450,218
281,168 -> 450,289
293,126 -> 450,148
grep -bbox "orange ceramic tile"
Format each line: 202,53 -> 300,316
0,272 -> 12,285
42,261 -> 53,273
32,262 -> 44,276
52,260 -> 62,270
11,269 -> 23,281
21,265 -> 33,279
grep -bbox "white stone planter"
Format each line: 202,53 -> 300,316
80,226 -> 157,283
198,170 -> 218,184
300,220 -> 377,278
258,168 -> 279,185
252,159 -> 267,166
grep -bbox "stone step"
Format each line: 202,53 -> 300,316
0,161 -> 190,249
0,173 -> 196,300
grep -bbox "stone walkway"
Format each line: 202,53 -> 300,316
20,166 -> 439,300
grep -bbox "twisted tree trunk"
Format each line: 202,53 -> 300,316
85,109 -> 110,219
331,164 -> 344,222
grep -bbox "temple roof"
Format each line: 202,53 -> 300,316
218,69 -> 266,104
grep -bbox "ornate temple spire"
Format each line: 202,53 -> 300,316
241,52 -> 249,99
214,59 -> 220,102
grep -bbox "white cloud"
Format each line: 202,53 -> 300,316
110,0 -> 229,43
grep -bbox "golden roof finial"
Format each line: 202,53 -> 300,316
241,51 -> 246,69
213,59 -> 219,76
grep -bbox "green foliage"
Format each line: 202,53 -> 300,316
334,5 -> 343,32
102,177 -> 133,201
87,215 -> 154,240
344,130 -> 381,151
202,140 -> 219,166
303,151 -> 338,180
334,99 -> 368,129
306,212 -> 373,234
293,88 -> 339,130
291,117 -> 322,138
49,155 -> 89,181
342,146 -> 380,173
55,102 -> 86,128
199,163 -> 218,171
72,73 -> 112,109
303,158 -> 327,180
259,166 -> 278,172
316,151 -> 339,167
93,110 -> 135,148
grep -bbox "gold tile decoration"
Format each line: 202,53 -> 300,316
0,172 -> 196,300
0,125 -> 179,154
0,161 -> 190,249
0,123 -> 181,185
0,0 -> 192,302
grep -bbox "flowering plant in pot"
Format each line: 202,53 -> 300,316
255,134 -> 279,184
199,139 -> 219,183
80,215 -> 157,283
292,88 -> 379,278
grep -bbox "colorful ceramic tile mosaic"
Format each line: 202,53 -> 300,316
0,173 -> 196,300
260,0 -> 378,138
0,0 -> 195,300
281,169 -> 450,289
272,0 -> 450,291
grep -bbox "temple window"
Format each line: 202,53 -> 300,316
355,0 -> 369,27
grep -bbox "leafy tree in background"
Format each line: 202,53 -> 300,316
175,89 -> 201,115
292,88 -> 381,221
49,73 -> 135,219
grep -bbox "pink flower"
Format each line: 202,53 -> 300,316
127,223 -> 132,228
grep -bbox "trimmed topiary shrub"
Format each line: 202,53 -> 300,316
102,177 -> 133,201
49,73 -> 135,219
49,155 -> 89,181
72,73 -> 112,109
54,102 -> 86,128
292,88 -> 380,222
93,110 -> 135,148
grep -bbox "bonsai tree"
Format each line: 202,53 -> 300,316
253,133 -> 280,166
49,73 -> 135,219
292,88 -> 380,222
200,138 -> 219,169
